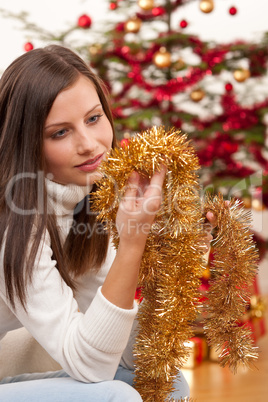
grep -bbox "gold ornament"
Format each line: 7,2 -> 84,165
242,196 -> 252,209
173,58 -> 186,71
153,47 -> 172,68
190,88 -> 205,102
249,295 -> 266,318
92,126 -> 259,400
233,68 -> 251,82
252,198 -> 263,211
124,16 -> 142,33
123,131 -> 131,139
138,0 -> 154,10
88,43 -> 102,56
200,0 -> 214,13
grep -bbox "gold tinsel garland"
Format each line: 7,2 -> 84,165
91,126 -> 259,401
203,196 -> 259,372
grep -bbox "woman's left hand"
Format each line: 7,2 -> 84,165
201,211 -> 217,254
201,201 -> 230,254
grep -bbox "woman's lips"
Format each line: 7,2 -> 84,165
75,154 -> 103,172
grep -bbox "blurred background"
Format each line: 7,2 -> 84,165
0,1 -> 267,399
1,0 -> 268,71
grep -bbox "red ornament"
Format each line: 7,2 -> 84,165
115,22 -> 125,32
180,19 -> 188,29
225,82 -> 233,92
24,42 -> 34,52
120,138 -> 129,147
229,6 -> 237,15
77,14 -> 92,29
121,46 -> 130,55
109,1 -> 118,10
152,6 -> 165,16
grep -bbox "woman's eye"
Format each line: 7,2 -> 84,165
87,114 -> 103,124
51,129 -> 67,139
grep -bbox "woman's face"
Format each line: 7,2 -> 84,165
43,75 -> 113,186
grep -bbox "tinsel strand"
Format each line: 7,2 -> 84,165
91,126 -> 259,400
203,196 -> 259,372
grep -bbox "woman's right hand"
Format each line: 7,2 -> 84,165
101,166 -> 166,309
116,166 -> 166,248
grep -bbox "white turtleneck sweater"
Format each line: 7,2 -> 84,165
0,180 -> 138,383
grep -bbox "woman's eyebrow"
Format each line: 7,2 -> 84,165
44,103 -> 102,130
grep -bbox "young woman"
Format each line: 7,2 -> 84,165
0,45 -> 215,401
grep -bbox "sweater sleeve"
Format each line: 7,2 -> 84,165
0,230 -> 138,383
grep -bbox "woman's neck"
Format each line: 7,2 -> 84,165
45,179 -> 92,216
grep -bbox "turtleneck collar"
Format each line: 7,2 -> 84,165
45,179 -> 92,216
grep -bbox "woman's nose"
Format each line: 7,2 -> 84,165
76,128 -> 96,154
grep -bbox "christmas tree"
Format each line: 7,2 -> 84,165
1,0 -> 267,346
1,1 -> 267,203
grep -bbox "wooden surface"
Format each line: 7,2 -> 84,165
181,296 -> 268,402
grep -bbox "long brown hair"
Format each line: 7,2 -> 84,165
0,45 -> 117,309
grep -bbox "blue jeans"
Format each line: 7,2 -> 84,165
0,366 -> 190,401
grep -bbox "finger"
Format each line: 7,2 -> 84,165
122,171 -> 140,209
203,221 -> 213,235
143,166 -> 167,214
205,233 -> 213,242
206,211 -> 217,228
205,200 -> 230,228
150,165 -> 167,187
144,165 -> 167,198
